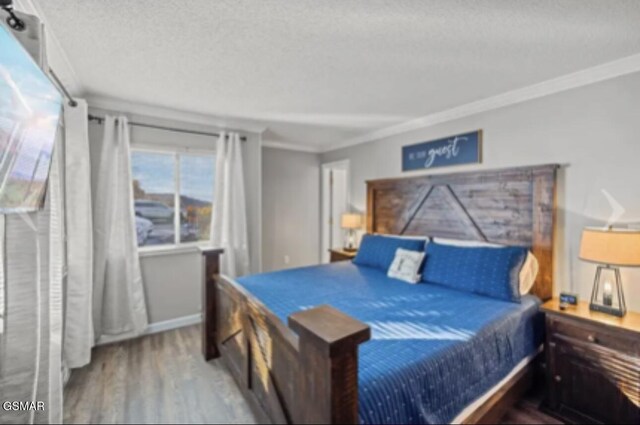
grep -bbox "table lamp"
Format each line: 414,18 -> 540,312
341,213 -> 362,252
579,227 -> 640,317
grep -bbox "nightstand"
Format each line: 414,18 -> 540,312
541,299 -> 640,424
329,248 -> 357,263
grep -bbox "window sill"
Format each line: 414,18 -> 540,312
138,244 -> 207,258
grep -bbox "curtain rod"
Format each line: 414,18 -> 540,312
49,68 -> 78,107
48,65 -> 247,142
87,114 -> 247,141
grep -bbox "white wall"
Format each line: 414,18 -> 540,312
322,72 -> 640,311
262,147 -> 321,272
88,106 -> 262,324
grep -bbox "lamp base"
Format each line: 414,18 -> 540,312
589,303 -> 626,317
589,265 -> 627,317
343,229 -> 358,253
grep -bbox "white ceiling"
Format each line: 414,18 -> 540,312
35,0 -> 640,151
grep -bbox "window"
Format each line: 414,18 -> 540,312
179,154 -> 215,242
131,149 -> 215,249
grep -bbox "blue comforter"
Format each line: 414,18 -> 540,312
236,262 -> 543,424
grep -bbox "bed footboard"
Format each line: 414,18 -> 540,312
201,249 -> 371,424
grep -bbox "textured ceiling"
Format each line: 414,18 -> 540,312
37,0 -> 640,149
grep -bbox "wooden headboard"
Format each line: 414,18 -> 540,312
366,164 -> 558,300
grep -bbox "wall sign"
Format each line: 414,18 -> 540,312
402,130 -> 482,172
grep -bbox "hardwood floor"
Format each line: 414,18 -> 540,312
64,325 -> 256,424
501,394 -> 563,425
64,324 -> 561,424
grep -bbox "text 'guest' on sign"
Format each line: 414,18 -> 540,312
402,130 -> 482,172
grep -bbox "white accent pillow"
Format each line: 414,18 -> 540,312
379,233 -> 430,243
432,237 -> 539,295
388,248 -> 425,284
519,252 -> 539,295
432,237 -> 502,248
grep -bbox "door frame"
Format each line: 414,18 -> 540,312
321,159 -> 350,263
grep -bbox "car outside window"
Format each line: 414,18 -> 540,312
131,149 -> 214,249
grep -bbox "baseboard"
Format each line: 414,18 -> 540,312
96,313 -> 202,346
145,313 -> 202,335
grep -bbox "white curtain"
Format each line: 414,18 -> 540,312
62,99 -> 94,368
0,13 -> 64,424
0,126 -> 65,425
211,132 -> 250,277
93,116 -> 148,339
45,128 -> 65,424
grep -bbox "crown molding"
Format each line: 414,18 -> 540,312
324,53 -> 640,153
88,95 -> 323,153
15,0 -> 84,95
262,140 -> 321,153
87,94 -> 269,135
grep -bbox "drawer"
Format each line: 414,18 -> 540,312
549,340 -> 640,424
548,316 -> 640,357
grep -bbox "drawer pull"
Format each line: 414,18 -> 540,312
587,334 -> 597,343
554,375 -> 562,383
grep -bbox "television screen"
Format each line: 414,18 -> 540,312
0,25 -> 62,213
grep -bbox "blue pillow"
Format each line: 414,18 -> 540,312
422,242 -> 527,303
354,235 -> 426,271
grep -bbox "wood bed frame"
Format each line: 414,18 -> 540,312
202,164 -> 558,424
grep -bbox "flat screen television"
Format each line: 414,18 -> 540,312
0,25 -> 62,213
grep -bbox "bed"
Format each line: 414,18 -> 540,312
201,164 -> 558,424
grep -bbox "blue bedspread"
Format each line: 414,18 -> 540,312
236,262 -> 543,424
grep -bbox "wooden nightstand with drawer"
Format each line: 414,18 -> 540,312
541,299 -> 640,424
328,248 -> 357,263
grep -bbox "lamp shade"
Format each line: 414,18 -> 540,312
579,227 -> 640,267
341,213 -> 362,229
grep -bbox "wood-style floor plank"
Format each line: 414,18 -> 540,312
501,397 -> 563,425
64,325 -> 256,424
64,324 -> 561,424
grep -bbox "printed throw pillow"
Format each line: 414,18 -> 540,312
430,237 -> 539,295
423,242 -> 528,303
387,248 -> 426,284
